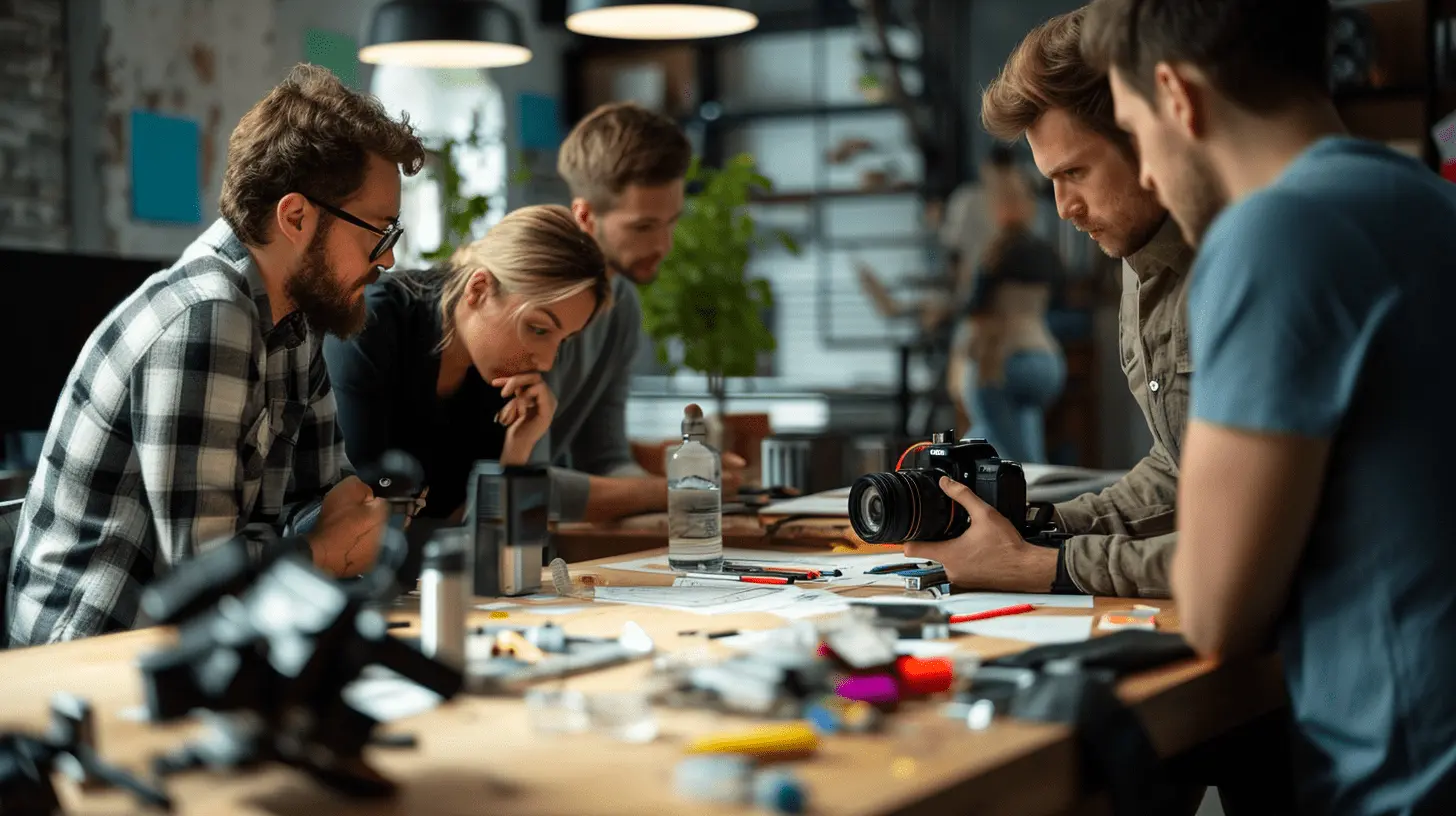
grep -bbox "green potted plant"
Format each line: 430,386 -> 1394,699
639,153 -> 799,420
419,109 -> 534,262
858,71 -> 885,103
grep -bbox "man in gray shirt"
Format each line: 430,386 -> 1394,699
543,103 -> 744,521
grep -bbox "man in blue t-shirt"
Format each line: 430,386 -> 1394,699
1084,0 -> 1456,812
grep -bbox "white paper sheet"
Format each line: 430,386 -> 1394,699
937,592 -> 1094,613
600,549 -> 924,591
764,589 -> 853,619
952,615 -> 1093,644
590,583 -> 804,615
759,489 -> 852,517
894,640 -> 963,658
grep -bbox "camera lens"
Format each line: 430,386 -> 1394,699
848,470 -> 969,544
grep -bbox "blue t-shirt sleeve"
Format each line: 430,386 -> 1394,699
1189,191 -> 1399,437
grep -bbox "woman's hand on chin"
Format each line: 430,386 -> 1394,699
494,371 -> 556,465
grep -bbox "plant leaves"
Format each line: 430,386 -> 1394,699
638,153 -> 802,381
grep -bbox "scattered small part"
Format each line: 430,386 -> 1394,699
386,620 -> 410,630
753,768 -> 809,814
890,757 -> 917,780
527,623 -> 569,653
805,702 -> 840,734
549,557 -> 597,599
674,755 -> 754,805
684,722 -> 819,760
489,610 -> 510,619
492,630 -> 545,663
835,674 -> 900,706
895,656 -> 955,695
1098,612 -> 1157,632
839,700 -> 882,733
967,699 -> 996,731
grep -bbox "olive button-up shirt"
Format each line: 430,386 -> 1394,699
1054,216 -> 1195,598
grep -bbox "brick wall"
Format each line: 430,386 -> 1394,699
0,0 -> 68,251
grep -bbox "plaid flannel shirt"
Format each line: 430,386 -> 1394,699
6,220 -> 349,646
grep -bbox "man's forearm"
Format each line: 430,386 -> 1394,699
1062,531 -> 1176,598
550,467 -> 667,522
583,474 -> 667,522
1054,452 -> 1179,539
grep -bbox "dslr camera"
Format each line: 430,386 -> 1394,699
848,430 -> 1062,545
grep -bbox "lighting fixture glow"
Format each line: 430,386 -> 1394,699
358,40 -> 533,68
566,4 -> 758,40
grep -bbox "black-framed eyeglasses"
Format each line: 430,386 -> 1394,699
303,194 -> 403,263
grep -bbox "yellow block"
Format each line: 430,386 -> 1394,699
685,722 -> 820,760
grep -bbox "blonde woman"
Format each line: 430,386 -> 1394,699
324,204 -> 611,522
952,148 -> 1065,463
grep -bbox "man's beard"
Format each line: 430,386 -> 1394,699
596,227 -> 658,285
286,227 -> 368,338
1165,149 -> 1229,248
1075,191 -> 1168,260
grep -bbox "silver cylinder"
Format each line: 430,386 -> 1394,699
420,530 -> 468,669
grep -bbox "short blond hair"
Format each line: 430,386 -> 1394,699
435,205 -> 612,350
557,102 -> 692,210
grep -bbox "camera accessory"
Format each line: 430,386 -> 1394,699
0,693 -> 172,813
137,553 -> 465,798
847,430 -> 1064,547
420,529 -> 469,669
466,461 -> 551,597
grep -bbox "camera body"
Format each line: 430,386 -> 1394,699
915,436 -> 1028,529
465,462 -> 551,597
848,431 -> 1055,545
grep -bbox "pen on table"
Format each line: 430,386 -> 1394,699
723,562 -> 839,578
866,562 -> 936,575
722,565 -> 823,580
683,571 -> 794,585
948,603 -> 1036,624
678,629 -> 743,639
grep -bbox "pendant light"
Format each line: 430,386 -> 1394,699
360,0 -> 533,69
565,1 -> 758,40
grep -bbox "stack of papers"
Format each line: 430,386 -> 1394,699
601,548 -> 923,589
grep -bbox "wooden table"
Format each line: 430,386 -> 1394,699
0,547 -> 1285,816
554,507 -> 866,563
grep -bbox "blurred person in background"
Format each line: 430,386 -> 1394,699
949,146 -> 1066,464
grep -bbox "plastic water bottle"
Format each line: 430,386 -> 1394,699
667,403 -> 724,571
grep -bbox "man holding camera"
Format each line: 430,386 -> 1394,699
905,8 -> 1189,599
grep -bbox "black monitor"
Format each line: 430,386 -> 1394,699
0,247 -> 168,439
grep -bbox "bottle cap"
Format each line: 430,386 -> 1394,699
752,768 -> 809,814
681,403 -> 709,439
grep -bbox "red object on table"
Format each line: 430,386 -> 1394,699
947,603 -> 1036,624
895,656 -> 955,694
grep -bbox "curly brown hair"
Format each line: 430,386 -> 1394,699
220,63 -> 426,246
981,9 -> 1132,158
557,102 -> 692,211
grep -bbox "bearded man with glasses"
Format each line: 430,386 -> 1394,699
6,64 -> 426,646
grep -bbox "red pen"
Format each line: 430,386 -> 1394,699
948,603 -> 1036,624
684,572 -> 793,585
